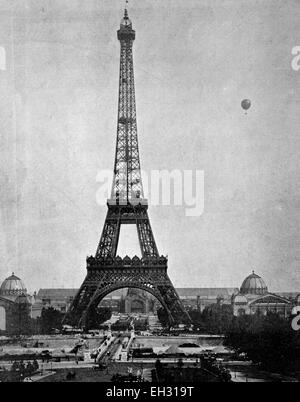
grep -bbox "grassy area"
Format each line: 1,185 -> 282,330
37,362 -> 154,382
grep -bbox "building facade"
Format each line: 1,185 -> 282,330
0,271 -> 299,334
231,271 -> 293,317
33,272 -> 299,318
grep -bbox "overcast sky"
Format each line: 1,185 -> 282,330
0,0 -> 299,293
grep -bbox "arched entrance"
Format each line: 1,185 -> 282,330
83,285 -> 167,329
0,297 -> 14,333
0,306 -> 6,331
84,284 -> 169,326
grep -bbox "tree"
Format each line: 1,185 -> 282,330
10,361 -> 21,382
32,359 -> 39,372
201,304 -> 234,334
9,298 -> 32,335
38,307 -> 64,334
188,304 -> 234,334
86,307 -> 112,329
189,310 -> 205,331
157,307 -> 170,327
26,362 -> 34,377
11,361 -> 19,372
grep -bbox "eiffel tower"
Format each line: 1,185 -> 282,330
65,9 -> 191,328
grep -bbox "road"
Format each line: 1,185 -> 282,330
100,335 -> 124,363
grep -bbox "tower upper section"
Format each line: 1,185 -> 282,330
110,9 -> 145,205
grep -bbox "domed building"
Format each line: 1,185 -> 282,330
232,271 -> 292,317
0,273 -> 27,297
240,272 -> 268,295
0,273 -> 32,333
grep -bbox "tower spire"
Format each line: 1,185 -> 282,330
123,1 -> 129,25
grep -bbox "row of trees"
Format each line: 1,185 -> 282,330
5,306 -> 112,335
190,304 -> 234,333
0,360 -> 39,382
224,313 -> 300,373
157,304 -> 234,333
8,307 -> 66,335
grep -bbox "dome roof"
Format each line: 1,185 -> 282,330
0,273 -> 27,297
240,271 -> 268,295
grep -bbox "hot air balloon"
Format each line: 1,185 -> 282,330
241,99 -> 251,114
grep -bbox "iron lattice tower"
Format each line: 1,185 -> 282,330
65,9 -> 191,328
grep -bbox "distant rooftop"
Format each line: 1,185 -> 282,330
37,289 -> 78,300
176,288 -> 239,298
